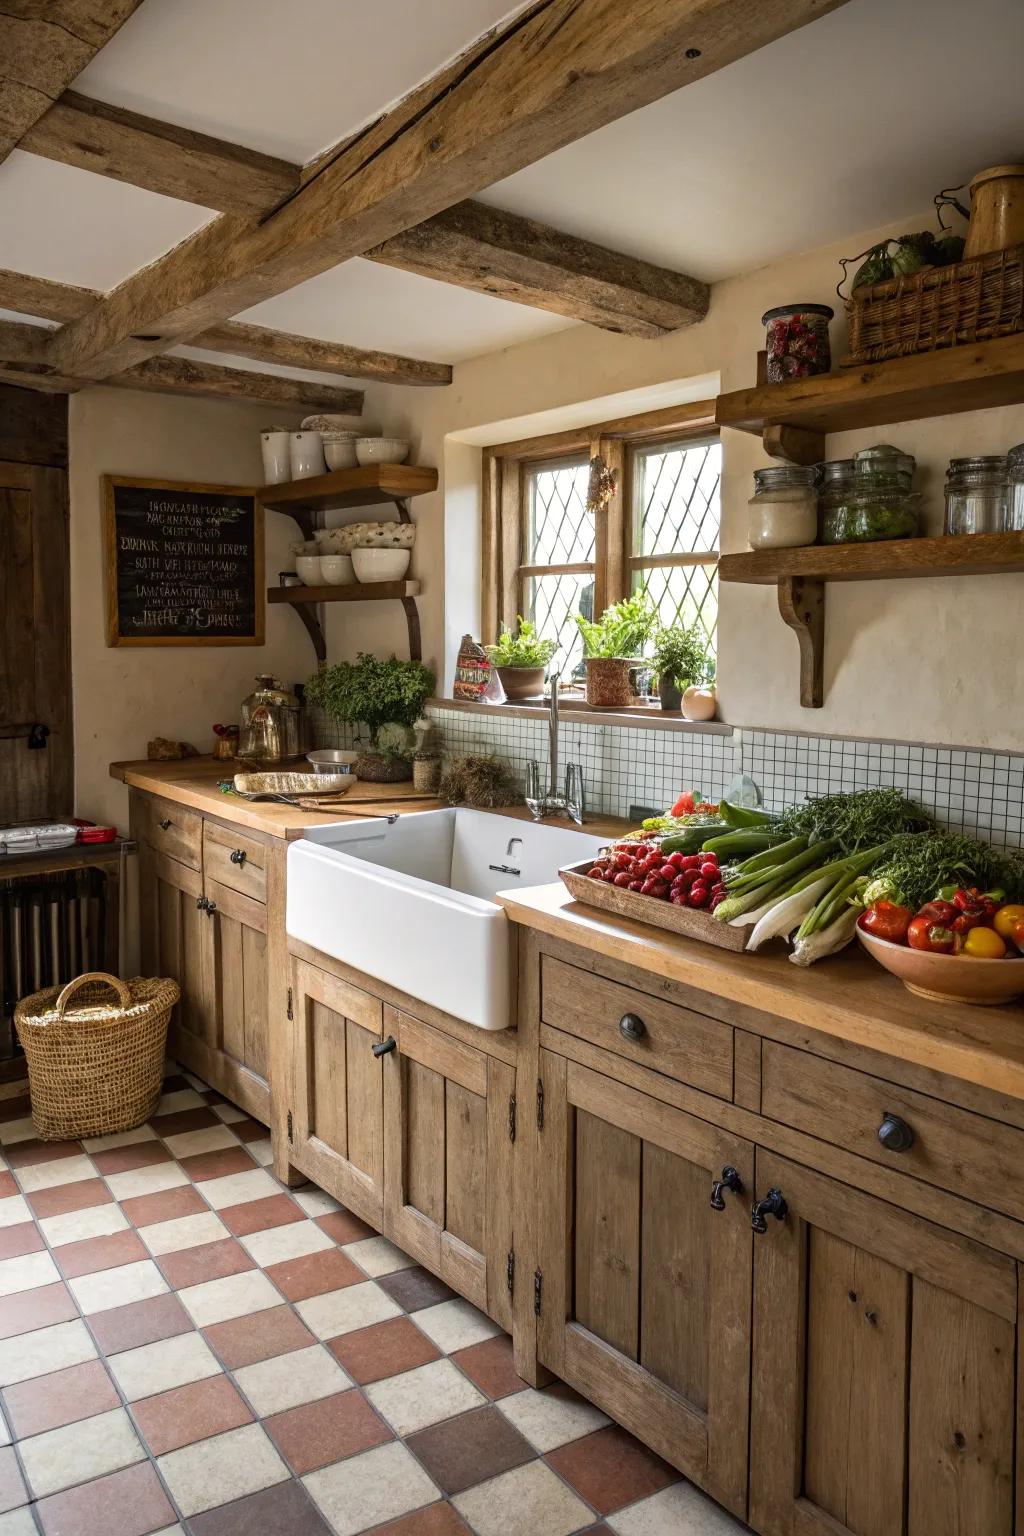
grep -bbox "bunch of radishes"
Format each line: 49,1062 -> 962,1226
585,842 -> 727,910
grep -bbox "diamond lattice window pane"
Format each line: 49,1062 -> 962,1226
634,439 -> 721,558
526,460 -> 594,565
524,571 -> 595,681
634,563 -> 718,669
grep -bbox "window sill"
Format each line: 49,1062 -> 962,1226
427,696 -> 733,734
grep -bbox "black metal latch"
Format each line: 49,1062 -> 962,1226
27,724 -> 49,750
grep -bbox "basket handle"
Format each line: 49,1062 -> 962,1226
55,972 -> 132,1017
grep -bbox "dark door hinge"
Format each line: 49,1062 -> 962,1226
508,1093 -> 517,1144
286,1109 -> 293,1142
286,987 -> 293,1020
533,1268 -> 542,1316
536,1078 -> 545,1130
506,1249 -> 515,1294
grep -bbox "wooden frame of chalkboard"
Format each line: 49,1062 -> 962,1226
104,476 -> 265,648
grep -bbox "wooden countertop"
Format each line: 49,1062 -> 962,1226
499,883 -> 1024,1102
109,758 -> 629,842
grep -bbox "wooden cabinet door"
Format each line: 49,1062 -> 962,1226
289,957 -> 385,1226
382,1008 -> 515,1331
750,1149 -> 1019,1536
204,877 -> 270,1126
536,1049 -> 753,1517
139,843 -> 214,1063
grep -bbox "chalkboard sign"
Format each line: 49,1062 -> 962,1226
104,476 -> 264,647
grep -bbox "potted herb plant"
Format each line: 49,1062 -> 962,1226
651,623 -> 711,712
485,618 -> 557,700
573,593 -> 657,708
305,652 -> 435,782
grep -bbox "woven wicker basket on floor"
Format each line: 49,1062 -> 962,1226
14,972 -> 179,1141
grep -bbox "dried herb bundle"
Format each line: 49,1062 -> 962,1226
440,754 -> 520,809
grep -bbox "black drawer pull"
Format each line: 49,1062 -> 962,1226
710,1166 -> 743,1211
229,848 -> 247,866
158,818 -> 172,831
618,1012 -> 646,1042
372,1036 -> 396,1057
752,1187 -> 788,1234
878,1112 -> 914,1153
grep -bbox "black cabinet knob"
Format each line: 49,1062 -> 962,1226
710,1165 -> 744,1211
204,900 -> 217,917
751,1187 -> 788,1234
159,818 -> 172,831
229,848 -> 247,866
195,896 -> 208,911
878,1112 -> 914,1153
372,1035 -> 397,1057
618,1013 -> 646,1042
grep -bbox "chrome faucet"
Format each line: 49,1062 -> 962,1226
525,672 -> 585,824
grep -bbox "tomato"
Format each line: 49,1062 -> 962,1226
1008,920 -> 1024,955
963,927 -> 1007,959
993,904 -> 1024,941
917,899 -> 958,926
671,791 -> 697,816
907,917 -> 955,953
951,905 -> 986,934
859,901 -> 913,944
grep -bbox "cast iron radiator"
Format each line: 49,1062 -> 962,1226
0,869 -> 109,1060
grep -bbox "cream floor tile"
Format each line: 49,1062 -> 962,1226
246,1138 -> 274,1167
104,1163 -> 188,1201
233,1343 -> 350,1416
82,1125 -> 157,1153
18,1407 -> 145,1498
108,1330 -> 222,1402
0,1251 -> 60,1297
0,1119 -> 35,1147
304,1440 -> 439,1536
0,1510 -> 36,1536
40,1203 -> 127,1247
0,1197 -> 30,1231
344,1236 -> 418,1278
497,1386 -> 610,1452
179,1072 -> 209,1094
453,1460 -> 592,1536
365,1358 -> 485,1436
177,1269 -> 282,1328
292,1189 -> 340,1217
211,1103 -> 246,1124
155,1089 -> 205,1115
139,1210 -> 229,1256
162,1126 -> 238,1160
16,1155 -> 96,1193
198,1168 -> 279,1210
413,1298 -> 502,1354
0,1321 -> 96,1387
68,1258 -> 169,1315
295,1280 -> 402,1341
157,1422 -> 289,1517
0,1408 -> 8,1446
238,1219 -> 332,1268
608,1482 -> 745,1535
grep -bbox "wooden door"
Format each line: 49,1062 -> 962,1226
204,877 -> 270,1125
750,1149 -> 1019,1536
382,1008 -> 514,1330
139,844 -> 214,1063
536,1049 -> 753,1517
0,460 -> 72,821
289,957 -> 385,1226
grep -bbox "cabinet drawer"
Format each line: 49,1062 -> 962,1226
761,1040 -> 1024,1225
540,955 -> 733,1100
140,795 -> 203,871
204,822 -> 267,903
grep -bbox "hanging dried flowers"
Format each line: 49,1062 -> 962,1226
586,453 -> 616,515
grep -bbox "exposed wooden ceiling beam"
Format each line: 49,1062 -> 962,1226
20,91 -> 300,216
0,3 -> 143,167
0,268 -> 95,322
370,201 -> 709,338
47,0 -> 849,380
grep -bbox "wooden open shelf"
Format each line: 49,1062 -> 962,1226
268,580 -> 422,664
260,464 -> 437,538
720,533 -> 1024,708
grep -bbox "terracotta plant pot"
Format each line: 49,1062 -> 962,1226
584,656 -> 634,709
658,676 -> 682,712
354,751 -> 412,783
496,664 -> 546,701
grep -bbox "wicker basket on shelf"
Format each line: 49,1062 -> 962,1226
844,244 -> 1024,364
14,972 -> 179,1140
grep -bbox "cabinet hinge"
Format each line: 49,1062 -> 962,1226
286,987 -> 293,1021
536,1078 -> 545,1130
508,1093 -> 516,1144
506,1249 -> 515,1295
286,1110 -> 293,1143
533,1269 -> 542,1316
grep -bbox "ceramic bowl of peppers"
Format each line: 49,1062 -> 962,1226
857,888 -> 1024,1005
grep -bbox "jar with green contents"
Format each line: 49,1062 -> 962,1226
822,444 -> 919,543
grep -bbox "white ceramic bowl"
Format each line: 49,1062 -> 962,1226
301,414 -> 369,434
356,437 -> 410,466
352,547 -> 411,583
307,749 -> 358,775
348,520 -> 416,549
295,554 -> 322,585
324,438 -> 358,471
319,554 -> 354,585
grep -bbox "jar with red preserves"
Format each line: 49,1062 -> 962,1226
762,304 -> 834,383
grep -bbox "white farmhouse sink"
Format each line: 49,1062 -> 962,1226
287,808 -> 606,1031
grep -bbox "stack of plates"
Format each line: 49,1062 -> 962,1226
1,823 -> 78,854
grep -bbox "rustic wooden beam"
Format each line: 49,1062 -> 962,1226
192,320 -> 452,387
0,3 -> 143,167
47,0 -> 849,378
19,91 -> 300,216
0,269 -> 96,323
370,201 -> 709,338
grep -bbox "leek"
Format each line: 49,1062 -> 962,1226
790,906 -> 862,966
746,875 -> 834,951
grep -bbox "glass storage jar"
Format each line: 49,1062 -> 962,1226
761,304 -> 833,382
1004,444 -> 1024,530
852,444 -> 916,490
818,459 -> 855,540
822,487 -> 921,544
944,455 -> 1007,535
748,465 -> 818,549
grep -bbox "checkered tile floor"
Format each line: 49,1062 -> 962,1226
0,1069 -> 744,1536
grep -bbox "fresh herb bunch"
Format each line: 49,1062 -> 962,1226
306,653 -> 435,748
864,832 -> 1021,912
650,624 -> 711,688
775,787 -> 933,854
485,618 -> 557,669
574,592 -> 657,659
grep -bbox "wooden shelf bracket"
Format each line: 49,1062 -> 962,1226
762,424 -> 824,467
777,575 -> 824,708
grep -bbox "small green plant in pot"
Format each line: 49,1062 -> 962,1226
306,652 -> 435,782
485,618 -> 557,700
574,593 -> 657,708
651,623 -> 711,712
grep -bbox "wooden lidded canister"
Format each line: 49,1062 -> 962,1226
964,165 -> 1024,258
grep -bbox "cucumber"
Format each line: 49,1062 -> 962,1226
700,830 -> 788,858
660,826 -> 718,855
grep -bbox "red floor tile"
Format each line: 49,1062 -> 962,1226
546,1423 -> 678,1513
0,1445 -> 27,1514
179,1145 -> 257,1181
0,1093 -> 30,1123
4,1138 -> 81,1168
88,1291 -> 192,1354
149,1106 -> 219,1137
219,1193 -> 304,1236
407,1405 -> 534,1495
328,1316 -> 441,1385
28,1179 -> 111,1220
157,1237 -> 255,1289
265,1387 -> 392,1474
34,1459 -> 175,1536
373,1507 -> 473,1535
133,1372 -> 253,1455
315,1209 -> 376,1245
91,1141 -> 172,1175
451,1335 -> 529,1400
55,1229 -> 149,1279
264,1245 -> 364,1302
0,1282 -> 78,1340
119,1182 -> 206,1229
3,1358 -> 120,1438
0,1220 -> 45,1259
0,1170 -> 18,1198
229,1117 -> 267,1143
202,1304 -> 315,1369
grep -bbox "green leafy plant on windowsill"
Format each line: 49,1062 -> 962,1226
574,592 -> 658,658
306,652 -> 435,754
485,618 -> 558,669
651,624 -> 714,689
